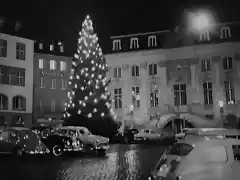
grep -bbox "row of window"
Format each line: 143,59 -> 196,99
39,77 -> 67,90
113,81 -> 235,109
39,99 -> 65,113
202,57 -> 233,72
0,39 -> 26,60
0,95 -> 26,111
0,67 -> 25,86
114,63 -> 157,78
112,26 -> 232,50
39,59 -> 67,71
113,56 -> 233,78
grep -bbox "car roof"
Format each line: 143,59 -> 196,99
185,128 -> 240,136
57,126 -> 87,130
7,127 -> 30,131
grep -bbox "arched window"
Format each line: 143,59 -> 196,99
0,93 -> 8,110
12,95 -> 26,111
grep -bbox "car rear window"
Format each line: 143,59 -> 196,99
232,145 -> 240,160
168,143 -> 194,156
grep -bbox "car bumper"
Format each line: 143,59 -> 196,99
94,144 -> 110,151
26,148 -> 50,155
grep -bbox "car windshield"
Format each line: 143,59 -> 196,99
20,130 -> 39,139
167,143 -> 194,156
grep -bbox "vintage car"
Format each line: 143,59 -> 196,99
111,128 -> 139,144
0,127 -> 50,157
56,126 -> 110,154
31,126 -> 83,156
149,128 -> 240,180
134,129 -> 162,141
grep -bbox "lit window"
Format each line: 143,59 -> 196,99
132,87 -> 140,108
220,26 -> 231,39
50,44 -> 54,51
114,88 -> 122,109
203,82 -> 213,105
50,60 -> 56,70
148,35 -> 157,47
39,59 -> 44,69
39,43 -> 43,50
224,81 -> 235,104
174,84 -> 187,106
200,31 -> 210,41
130,37 -> 139,49
150,89 -> 159,107
51,79 -> 56,89
112,39 -> 121,51
60,61 -> 66,71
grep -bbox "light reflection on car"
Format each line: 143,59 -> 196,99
0,127 -> 50,157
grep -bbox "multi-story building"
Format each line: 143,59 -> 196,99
0,33 -> 34,127
33,41 -> 72,126
105,22 -> 240,131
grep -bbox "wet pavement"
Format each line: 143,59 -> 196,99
0,144 -> 168,180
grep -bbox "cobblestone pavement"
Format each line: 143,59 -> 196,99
0,144 -> 168,180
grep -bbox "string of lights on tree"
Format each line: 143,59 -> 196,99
63,15 -> 117,120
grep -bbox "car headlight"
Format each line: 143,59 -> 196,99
66,140 -> 70,146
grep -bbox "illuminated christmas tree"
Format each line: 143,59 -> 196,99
63,15 -> 117,122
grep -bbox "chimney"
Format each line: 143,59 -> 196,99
58,41 -> 64,52
15,21 -> 21,32
0,17 -> 5,32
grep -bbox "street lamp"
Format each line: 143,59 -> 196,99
218,100 -> 224,128
186,9 -> 216,33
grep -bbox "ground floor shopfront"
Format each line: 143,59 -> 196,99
0,111 -> 32,127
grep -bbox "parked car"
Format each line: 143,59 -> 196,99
0,127 -> 50,157
112,128 -> 139,144
149,128 -> 240,180
31,126 -> 83,156
134,129 -> 162,141
175,128 -> 193,141
56,126 -> 110,154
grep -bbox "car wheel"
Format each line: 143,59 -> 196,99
52,145 -> 62,156
13,148 -> 23,157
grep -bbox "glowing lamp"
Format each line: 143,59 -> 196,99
218,100 -> 224,108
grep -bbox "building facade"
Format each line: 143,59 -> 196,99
33,41 -> 72,126
105,22 -> 240,131
0,33 -> 34,127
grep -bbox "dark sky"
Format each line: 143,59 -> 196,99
0,0 -> 239,47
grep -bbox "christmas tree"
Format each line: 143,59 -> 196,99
63,15 -> 117,124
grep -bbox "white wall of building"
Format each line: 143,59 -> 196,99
0,33 -> 34,114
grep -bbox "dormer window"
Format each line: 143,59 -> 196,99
50,44 -> 54,51
130,37 -> 139,49
39,43 -> 43,50
112,39 -> 121,51
200,31 -> 210,41
58,41 -> 64,52
148,35 -> 157,47
220,26 -> 231,39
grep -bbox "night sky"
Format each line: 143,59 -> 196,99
0,0 -> 239,53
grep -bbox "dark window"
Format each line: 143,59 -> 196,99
0,94 -> 8,110
114,88 -> 122,109
168,143 -> 194,156
16,43 -> 25,60
223,57 -> 233,70
203,82 -> 213,105
12,96 -> 26,111
113,67 -> 121,78
232,145 -> 240,160
224,81 -> 235,104
173,84 -> 187,106
132,65 -> 139,77
0,39 -> 7,57
149,64 -> 157,75
201,59 -> 211,72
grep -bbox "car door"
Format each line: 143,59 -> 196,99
231,144 -> 240,180
0,130 -> 13,153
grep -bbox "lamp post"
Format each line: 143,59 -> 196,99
129,105 -> 134,129
218,100 -> 224,128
